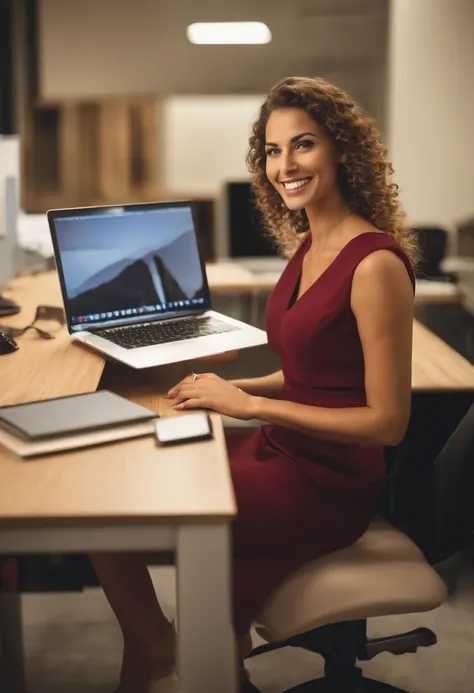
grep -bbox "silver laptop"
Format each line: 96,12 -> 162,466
47,201 -> 267,369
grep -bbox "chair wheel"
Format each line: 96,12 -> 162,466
285,676 -> 409,692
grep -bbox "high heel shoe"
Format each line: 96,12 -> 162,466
114,668 -> 179,693
149,668 -> 179,693
117,620 -> 178,692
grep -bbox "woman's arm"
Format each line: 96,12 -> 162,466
249,250 -> 414,446
228,370 -> 285,399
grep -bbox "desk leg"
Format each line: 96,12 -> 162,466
177,523 -> 237,693
0,591 -> 27,693
250,290 -> 259,327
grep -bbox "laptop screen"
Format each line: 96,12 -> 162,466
49,203 -> 210,332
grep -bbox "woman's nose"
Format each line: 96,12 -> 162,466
280,151 -> 297,176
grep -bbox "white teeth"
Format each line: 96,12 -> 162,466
283,178 -> 311,190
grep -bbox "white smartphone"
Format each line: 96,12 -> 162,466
154,413 -> 213,446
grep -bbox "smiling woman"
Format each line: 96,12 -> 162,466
247,76 -> 418,263
265,113 -> 343,205
90,76 -> 417,693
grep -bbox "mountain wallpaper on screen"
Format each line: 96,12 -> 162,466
68,254 -> 205,316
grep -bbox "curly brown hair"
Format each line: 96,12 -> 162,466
247,76 -> 417,263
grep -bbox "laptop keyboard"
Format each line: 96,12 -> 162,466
97,315 -> 238,350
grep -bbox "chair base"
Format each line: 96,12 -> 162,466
285,674 -> 408,693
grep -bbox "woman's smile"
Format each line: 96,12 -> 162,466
279,176 -> 314,195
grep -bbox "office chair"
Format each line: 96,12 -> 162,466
244,403 -> 474,692
412,227 -> 456,282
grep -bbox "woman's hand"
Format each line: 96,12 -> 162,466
167,372 -> 257,420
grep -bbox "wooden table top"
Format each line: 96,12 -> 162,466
412,320 -> 474,390
205,262 -> 255,292
0,272 -> 105,406
0,272 -> 236,527
0,418 -> 234,527
1,269 -> 474,528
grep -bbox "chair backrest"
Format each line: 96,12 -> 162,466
384,400 -> 474,564
430,402 -> 474,563
412,227 -> 448,278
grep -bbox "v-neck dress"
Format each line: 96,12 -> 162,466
227,232 -> 415,635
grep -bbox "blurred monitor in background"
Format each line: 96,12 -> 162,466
412,227 -> 456,282
226,181 -> 285,271
456,217 -> 474,258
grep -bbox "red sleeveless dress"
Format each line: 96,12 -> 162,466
227,232 -> 415,635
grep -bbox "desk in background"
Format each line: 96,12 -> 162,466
206,261 -> 462,325
206,260 -> 462,301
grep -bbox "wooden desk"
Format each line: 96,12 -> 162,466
1,271 -> 474,693
206,262 -> 255,293
0,273 -> 238,693
412,320 -> 474,390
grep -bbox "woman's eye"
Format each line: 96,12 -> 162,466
296,140 -> 313,150
265,148 -> 279,157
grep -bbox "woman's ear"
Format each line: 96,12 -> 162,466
339,151 -> 347,164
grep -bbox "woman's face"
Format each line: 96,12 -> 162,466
264,107 -> 343,211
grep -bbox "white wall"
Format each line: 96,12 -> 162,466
387,0 -> 474,230
0,136 -> 19,237
161,96 -> 263,197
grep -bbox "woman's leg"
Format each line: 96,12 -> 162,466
91,551 -> 253,691
90,553 -> 176,689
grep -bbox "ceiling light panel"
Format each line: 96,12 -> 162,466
187,22 -> 272,45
